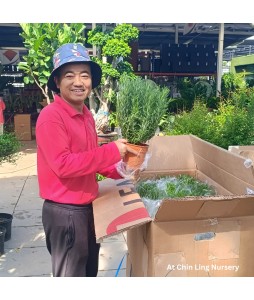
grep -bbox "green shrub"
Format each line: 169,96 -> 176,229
0,133 -> 21,164
211,101 -> 254,148
221,73 -> 247,99
160,74 -> 254,149
165,98 -> 254,149
166,101 -> 214,142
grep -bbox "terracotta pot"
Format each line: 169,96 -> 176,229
123,142 -> 149,170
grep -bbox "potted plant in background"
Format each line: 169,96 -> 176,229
116,75 -> 169,169
18,23 -> 86,105
87,23 -> 139,134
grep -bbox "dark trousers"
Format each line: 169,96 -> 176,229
42,200 -> 100,277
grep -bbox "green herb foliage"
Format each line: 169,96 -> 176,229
166,175 -> 216,197
136,181 -> 167,200
136,175 -> 216,200
116,76 -> 169,144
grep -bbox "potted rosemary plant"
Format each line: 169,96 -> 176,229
116,75 -> 169,169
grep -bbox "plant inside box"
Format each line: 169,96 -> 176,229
135,174 -> 216,219
136,174 -> 216,200
116,75 -> 169,169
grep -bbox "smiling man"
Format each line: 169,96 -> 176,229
55,63 -> 93,113
36,43 -> 131,277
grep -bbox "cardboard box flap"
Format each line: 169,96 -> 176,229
154,197 -> 205,222
146,135 -> 196,172
229,145 -> 254,155
229,145 -> 254,167
93,178 -> 151,242
155,195 -> 254,221
191,135 -> 254,194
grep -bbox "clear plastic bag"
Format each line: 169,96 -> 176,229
115,152 -> 152,181
142,198 -> 162,220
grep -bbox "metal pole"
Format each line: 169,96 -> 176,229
216,23 -> 224,97
92,23 -> 96,57
175,24 -> 179,44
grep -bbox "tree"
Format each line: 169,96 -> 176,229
18,23 -> 86,104
87,23 -> 139,133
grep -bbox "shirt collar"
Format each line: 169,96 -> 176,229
54,94 -> 89,117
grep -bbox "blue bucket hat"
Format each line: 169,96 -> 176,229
47,43 -> 102,93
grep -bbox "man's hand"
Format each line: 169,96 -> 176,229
114,139 -> 139,159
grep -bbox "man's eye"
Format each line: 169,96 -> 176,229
65,74 -> 74,78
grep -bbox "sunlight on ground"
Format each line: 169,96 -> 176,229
33,232 -> 45,242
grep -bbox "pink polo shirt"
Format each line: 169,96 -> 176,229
0,98 -> 6,124
36,95 -> 121,205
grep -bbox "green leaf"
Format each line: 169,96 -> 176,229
23,76 -> 30,84
39,77 -> 48,84
42,70 -> 51,76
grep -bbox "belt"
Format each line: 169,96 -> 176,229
44,199 -> 92,209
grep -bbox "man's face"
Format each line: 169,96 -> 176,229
55,63 -> 92,106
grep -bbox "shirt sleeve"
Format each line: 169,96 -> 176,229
98,163 -> 123,179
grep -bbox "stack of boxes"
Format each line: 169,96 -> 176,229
14,114 -> 32,141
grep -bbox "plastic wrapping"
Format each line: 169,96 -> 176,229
139,152 -> 152,171
115,160 -> 136,180
142,198 -> 162,220
115,152 -> 152,181
244,158 -> 253,168
135,175 -> 216,219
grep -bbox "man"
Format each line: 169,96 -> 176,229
36,43 -> 133,277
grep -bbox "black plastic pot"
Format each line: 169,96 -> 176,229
0,226 -> 6,256
0,213 -> 13,241
97,132 -> 118,146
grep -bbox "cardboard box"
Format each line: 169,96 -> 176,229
93,135 -> 254,277
14,114 -> 32,141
